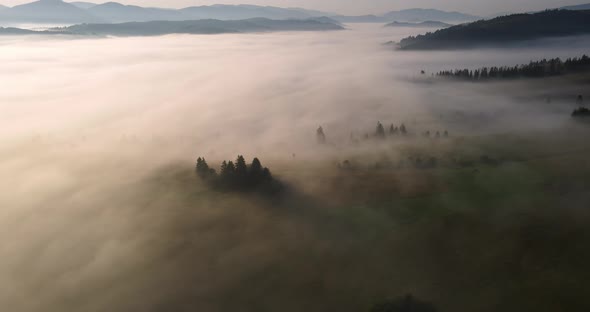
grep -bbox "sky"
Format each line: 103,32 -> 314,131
0,0 -> 588,15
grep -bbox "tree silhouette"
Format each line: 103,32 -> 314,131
262,167 -> 272,182
196,156 -> 281,194
235,155 -> 248,177
250,157 -> 263,176
317,126 -> 326,144
196,157 -> 214,178
577,95 -> 584,106
225,161 -> 236,176
400,124 -> 408,135
376,122 -> 386,138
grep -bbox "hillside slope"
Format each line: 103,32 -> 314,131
399,10 -> 590,50
60,18 -> 344,36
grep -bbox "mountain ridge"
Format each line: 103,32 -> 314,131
385,20 -> 452,28
0,1 -> 478,25
0,17 -> 344,36
398,9 -> 590,50
2,0 -> 102,23
333,8 -> 478,23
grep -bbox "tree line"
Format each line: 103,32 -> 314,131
196,156 -> 281,193
318,122 -> 449,144
436,55 -> 590,81
572,107 -> 590,117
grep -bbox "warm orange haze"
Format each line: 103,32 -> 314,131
1,1 -> 590,312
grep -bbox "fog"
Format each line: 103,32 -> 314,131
1,24 -> 589,312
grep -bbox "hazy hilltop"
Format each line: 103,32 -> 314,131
86,3 -> 332,23
87,2 -> 187,23
399,9 -> 590,50
0,0 -> 102,23
333,8 -> 478,23
383,8 -> 477,22
70,1 -> 96,9
178,4 -> 329,20
59,18 -> 344,36
385,21 -> 452,28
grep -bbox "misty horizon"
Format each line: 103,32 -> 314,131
0,0 -> 587,16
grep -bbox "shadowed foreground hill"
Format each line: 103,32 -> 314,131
399,9 -> 590,50
60,18 -> 344,36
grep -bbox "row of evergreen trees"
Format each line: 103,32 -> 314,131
319,123 -> 451,144
437,55 -> 590,80
196,156 -> 278,192
376,122 -> 408,138
317,123 -> 410,144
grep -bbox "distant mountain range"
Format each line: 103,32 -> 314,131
0,0 -> 482,25
384,21 -> 452,28
398,9 -> 590,50
0,0 -> 335,24
0,17 -> 344,36
2,0 -> 588,28
62,18 -> 343,36
487,3 -> 590,18
333,9 -> 479,23
2,0 -> 101,23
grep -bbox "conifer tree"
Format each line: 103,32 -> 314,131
250,158 -> 263,182
376,122 -> 386,138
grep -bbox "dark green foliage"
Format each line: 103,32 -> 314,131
196,156 -> 282,194
399,9 -> 590,50
235,155 -> 248,184
370,295 -> 437,312
572,107 -> 590,117
437,55 -> 590,81
250,157 -> 263,178
195,157 -> 215,178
